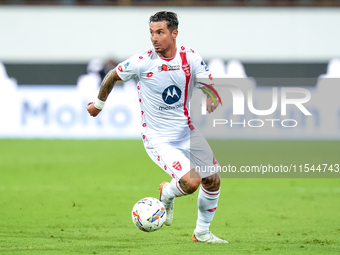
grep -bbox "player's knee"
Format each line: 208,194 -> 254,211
187,178 -> 201,194
179,177 -> 201,194
214,175 -> 221,189
201,173 -> 221,191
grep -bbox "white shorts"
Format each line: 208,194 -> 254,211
143,128 -> 219,181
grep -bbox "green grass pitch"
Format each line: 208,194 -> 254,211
0,139 -> 339,254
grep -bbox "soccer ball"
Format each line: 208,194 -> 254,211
131,197 -> 167,232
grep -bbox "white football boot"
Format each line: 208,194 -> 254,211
159,181 -> 175,226
192,230 -> 228,243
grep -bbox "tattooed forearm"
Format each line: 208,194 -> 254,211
98,68 -> 121,101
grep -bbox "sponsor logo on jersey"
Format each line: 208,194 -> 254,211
159,103 -> 184,111
172,161 -> 182,171
118,65 -> 123,72
162,85 -> 182,105
201,60 -> 209,71
124,62 -> 130,70
158,64 -> 180,72
146,72 -> 153,78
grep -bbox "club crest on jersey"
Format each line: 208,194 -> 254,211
162,85 -> 182,105
182,63 -> 190,77
172,161 -> 182,171
158,64 -> 180,72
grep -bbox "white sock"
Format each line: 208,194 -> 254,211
162,178 -> 187,200
195,186 -> 220,233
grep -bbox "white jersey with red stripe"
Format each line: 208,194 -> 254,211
115,45 -> 212,141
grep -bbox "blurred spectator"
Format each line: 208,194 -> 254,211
99,58 -> 126,87
225,59 -> 256,88
318,58 -> 340,78
77,58 -> 133,95
99,59 -> 118,81
225,59 -> 248,78
77,58 -> 104,92
208,58 -> 256,88
316,58 -> 340,91
0,61 -> 17,91
0,61 -> 17,125
208,58 -> 226,77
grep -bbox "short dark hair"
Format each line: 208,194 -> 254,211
149,11 -> 179,32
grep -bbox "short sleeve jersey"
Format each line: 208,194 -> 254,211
116,45 -> 212,141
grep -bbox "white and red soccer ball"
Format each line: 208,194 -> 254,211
131,197 -> 166,232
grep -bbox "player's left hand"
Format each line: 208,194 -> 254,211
207,97 -> 219,114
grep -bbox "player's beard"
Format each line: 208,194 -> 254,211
154,44 -> 171,56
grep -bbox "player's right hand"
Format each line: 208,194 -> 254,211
86,102 -> 101,117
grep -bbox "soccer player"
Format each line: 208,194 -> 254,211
86,11 -> 227,243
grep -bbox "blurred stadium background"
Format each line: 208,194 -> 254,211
1,2 -> 340,254
1,0 -> 340,85
1,1 -> 340,138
